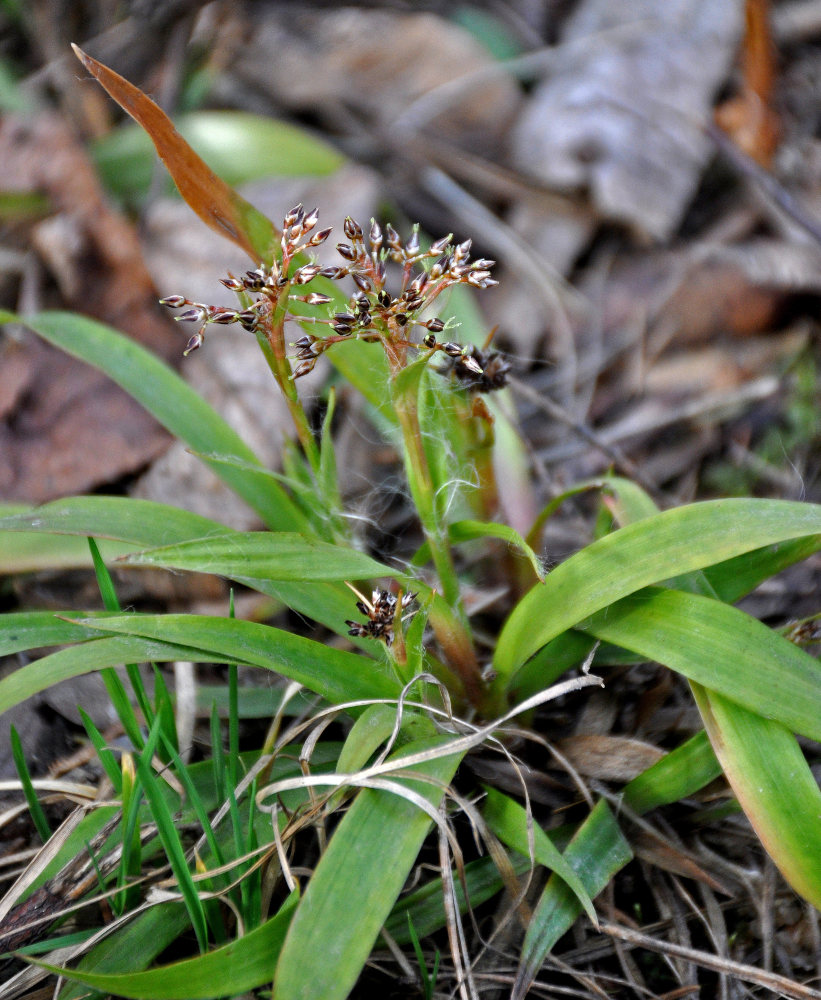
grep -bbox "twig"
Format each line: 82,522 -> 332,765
599,920 -> 821,999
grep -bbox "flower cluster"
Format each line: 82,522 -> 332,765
160,206 -> 508,391
344,588 -> 418,646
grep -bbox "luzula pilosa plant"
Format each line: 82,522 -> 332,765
159,204 -> 511,711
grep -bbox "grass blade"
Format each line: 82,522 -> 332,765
37,892 -> 298,999
273,739 -> 462,1000
496,498 -> 821,686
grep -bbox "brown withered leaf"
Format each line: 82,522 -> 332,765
556,734 -> 665,782
72,44 -> 275,262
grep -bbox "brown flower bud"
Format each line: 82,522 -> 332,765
343,217 -> 363,241
159,294 -> 187,308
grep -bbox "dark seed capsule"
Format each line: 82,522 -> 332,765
293,264 -> 321,284
292,359 -> 316,378
352,273 -> 372,292
422,333 -> 437,349
332,323 -> 353,335
319,266 -> 348,279
425,317 -> 445,333
302,207 -> 320,232
343,217 -> 363,241
183,330 -> 204,355
293,335 -> 314,349
443,342 -> 463,357
333,312 -> 356,324
377,290 -> 391,308
310,227 -> 333,246
284,203 -> 304,228
336,243 -> 355,261
176,307 -> 204,323
394,313 -> 408,326
304,292 -> 333,305
210,310 -> 238,325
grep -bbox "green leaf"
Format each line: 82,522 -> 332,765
39,892 -> 298,999
513,801 -> 632,1000
273,739 -> 462,1000
0,496 -> 235,545
693,685 -> 821,909
622,731 -> 721,815
67,614 -> 399,704
482,787 -> 595,922
576,587 -> 821,742
119,531 -> 400,583
496,499 -> 821,685
5,311 -> 307,530
0,611 -> 116,656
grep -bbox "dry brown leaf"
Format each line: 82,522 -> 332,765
0,112 -> 173,501
556,734 -> 665,782
71,44 -> 275,262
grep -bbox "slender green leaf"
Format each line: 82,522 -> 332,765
119,531 -> 399,583
572,587 -> 821,742
383,853 -> 533,944
482,787 -> 595,922
513,801 -> 632,1000
4,311 -> 306,530
497,499 -> 821,685
0,496 -> 235,546
0,611 -> 114,656
92,111 -> 344,204
40,892 -> 298,999
274,739 -> 462,1000
65,614 -> 398,704
622,732 -> 720,815
10,726 -> 51,841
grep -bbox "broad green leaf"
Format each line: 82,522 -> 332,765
273,738 -> 462,1000
40,892 -> 297,999
513,801 -> 632,1000
92,111 -> 343,204
496,499 -> 821,685
482,787 -> 595,922
70,614 -> 399,703
622,731 -> 721,815
119,532 -> 399,583
0,618 -> 395,717
0,496 -> 235,545
574,587 -> 821,742
0,611 -> 114,656
72,46 -> 275,261
58,903 -> 190,1000
693,685 -> 821,909
3,311 -> 307,531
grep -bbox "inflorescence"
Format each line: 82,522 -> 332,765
345,588 -> 418,646
159,205 -> 509,393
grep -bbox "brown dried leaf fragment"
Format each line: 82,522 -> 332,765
71,45 -> 276,262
